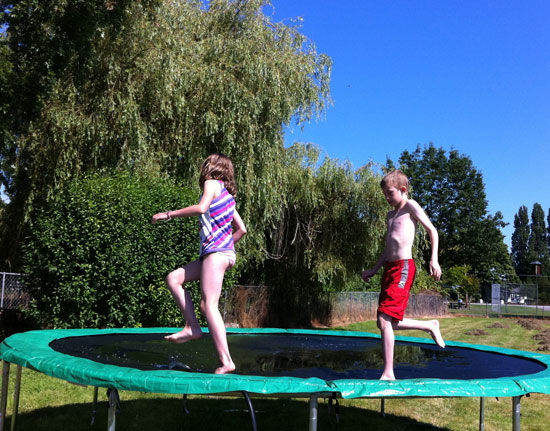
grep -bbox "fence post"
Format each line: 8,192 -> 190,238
1,273 -> 5,309
349,292 -> 352,322
536,278 -> 539,317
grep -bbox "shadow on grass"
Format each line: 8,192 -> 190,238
8,396 -> 450,431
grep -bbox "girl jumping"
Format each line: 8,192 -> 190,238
152,153 -> 247,374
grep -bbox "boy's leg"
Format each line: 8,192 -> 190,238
393,318 -> 445,348
200,252 -> 235,374
164,259 -> 203,343
378,312 -> 397,380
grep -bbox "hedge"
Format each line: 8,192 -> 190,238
23,173 -> 238,328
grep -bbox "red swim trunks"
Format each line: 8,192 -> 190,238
378,259 -> 416,321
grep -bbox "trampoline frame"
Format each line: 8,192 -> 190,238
1,327 -> 550,430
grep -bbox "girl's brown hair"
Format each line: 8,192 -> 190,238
199,153 -> 237,196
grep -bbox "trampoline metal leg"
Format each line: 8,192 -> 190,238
0,361 -> 10,431
381,398 -> 385,417
241,391 -> 257,431
182,394 -> 190,415
479,397 -> 485,431
309,395 -> 319,431
327,393 -> 340,427
10,366 -> 21,431
107,389 -> 120,431
91,387 -> 99,425
512,396 -> 521,431
107,402 -> 116,431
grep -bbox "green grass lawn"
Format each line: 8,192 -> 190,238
3,316 -> 550,431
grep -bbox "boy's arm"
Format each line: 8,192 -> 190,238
362,213 -> 389,282
362,247 -> 387,282
408,200 -> 442,280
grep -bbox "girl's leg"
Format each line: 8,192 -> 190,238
378,312 -> 396,380
165,259 -> 203,343
392,318 -> 445,348
200,252 -> 235,374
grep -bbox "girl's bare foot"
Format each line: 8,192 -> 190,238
429,320 -> 445,348
379,372 -> 395,381
214,361 -> 236,374
164,327 -> 203,344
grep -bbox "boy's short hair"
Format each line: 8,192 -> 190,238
381,170 -> 409,192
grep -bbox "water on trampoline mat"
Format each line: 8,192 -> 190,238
49,333 -> 546,380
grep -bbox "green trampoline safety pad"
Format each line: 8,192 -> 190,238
1,327 -> 550,399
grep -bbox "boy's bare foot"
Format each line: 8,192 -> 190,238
379,373 -> 395,381
164,327 -> 203,344
429,320 -> 445,348
214,362 -> 236,374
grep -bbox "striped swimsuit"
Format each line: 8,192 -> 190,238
199,181 -> 236,259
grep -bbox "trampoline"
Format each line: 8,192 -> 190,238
2,327 -> 550,430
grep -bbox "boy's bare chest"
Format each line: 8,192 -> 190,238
388,211 -> 416,233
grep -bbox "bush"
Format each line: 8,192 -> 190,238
23,173 -> 238,328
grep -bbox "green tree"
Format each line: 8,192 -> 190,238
0,0 -> 331,270
0,30 -> 11,152
529,203 -> 549,272
443,265 -> 480,306
260,143 -> 387,326
511,205 -> 531,275
530,203 -> 547,254
392,143 -> 515,283
511,204 -> 550,303
465,212 -> 517,283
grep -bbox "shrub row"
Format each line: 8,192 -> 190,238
23,174 -> 238,328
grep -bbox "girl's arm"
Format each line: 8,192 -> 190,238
231,210 -> 247,244
151,180 -> 219,224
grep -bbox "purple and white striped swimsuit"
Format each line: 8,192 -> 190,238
199,181 -> 236,258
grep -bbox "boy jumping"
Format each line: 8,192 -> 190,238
362,170 -> 445,380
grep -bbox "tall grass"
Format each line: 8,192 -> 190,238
3,316 -> 550,430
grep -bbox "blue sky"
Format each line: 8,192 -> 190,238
266,1 -> 550,246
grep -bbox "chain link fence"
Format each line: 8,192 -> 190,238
0,272 -> 30,310
224,287 -> 447,328
328,292 -> 379,325
449,279 -> 550,318
223,285 -> 269,328
329,291 -> 447,325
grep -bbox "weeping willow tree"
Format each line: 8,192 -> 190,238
1,0 -> 331,269
262,143 -> 388,326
